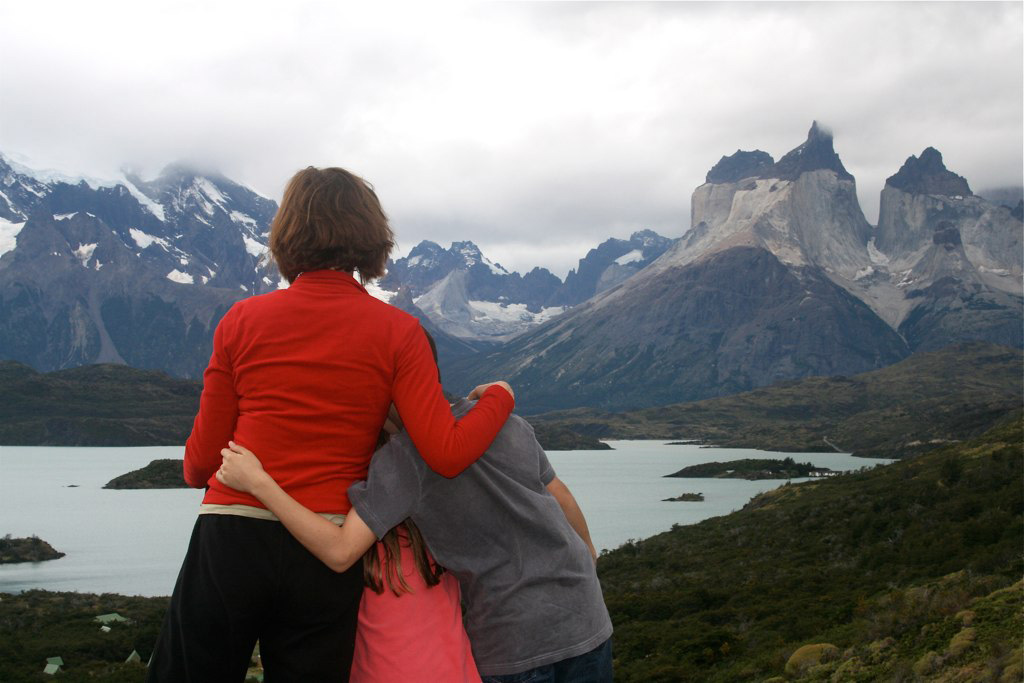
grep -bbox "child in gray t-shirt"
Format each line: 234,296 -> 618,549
217,400 -> 613,681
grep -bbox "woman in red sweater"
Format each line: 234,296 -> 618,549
148,167 -> 515,683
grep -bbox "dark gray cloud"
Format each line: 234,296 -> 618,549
1,1 -> 1020,277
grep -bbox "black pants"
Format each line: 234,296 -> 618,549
148,515 -> 364,683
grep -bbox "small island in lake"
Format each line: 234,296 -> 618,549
663,492 -> 704,502
0,535 -> 65,563
104,459 -> 187,489
665,457 -> 835,480
531,424 -> 612,450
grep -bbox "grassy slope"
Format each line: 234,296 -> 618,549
537,342 -> 1022,457
0,362 -> 201,446
597,414 -> 1023,681
1,418 -> 1019,681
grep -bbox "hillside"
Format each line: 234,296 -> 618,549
0,361 -> 604,451
597,414 -> 1023,681
1,416 -> 1018,681
535,343 -> 1022,458
104,460 -> 187,489
0,361 -> 200,446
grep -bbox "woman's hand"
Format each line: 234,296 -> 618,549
216,441 -> 272,495
468,380 -> 514,402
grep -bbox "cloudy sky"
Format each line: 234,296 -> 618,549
1,1 -> 1021,277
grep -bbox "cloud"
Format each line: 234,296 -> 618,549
1,1 -> 1020,277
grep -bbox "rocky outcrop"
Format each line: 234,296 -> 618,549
0,536 -> 65,564
886,147 -> 972,197
764,122 -> 853,182
104,459 -> 187,488
705,150 -> 774,184
874,148 -> 1022,350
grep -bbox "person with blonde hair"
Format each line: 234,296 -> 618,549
148,166 -> 514,682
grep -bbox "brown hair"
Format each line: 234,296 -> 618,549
269,166 -> 395,283
363,518 -> 445,596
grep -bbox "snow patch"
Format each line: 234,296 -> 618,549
854,266 -> 874,281
978,266 -> 1010,276
866,238 -> 890,266
482,257 -> 509,275
230,210 -> 258,229
73,243 -> 97,267
54,212 -> 78,221
468,300 -> 566,325
121,179 -> 166,221
363,280 -> 396,303
0,189 -> 21,217
129,228 -> 171,251
0,217 -> 27,257
196,178 -> 228,207
242,235 -> 267,258
166,269 -> 194,284
614,249 -> 644,265
407,255 -> 423,267
277,277 -> 289,290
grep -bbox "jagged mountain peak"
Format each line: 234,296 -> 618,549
765,121 -> 853,182
886,147 -> 972,197
705,150 -> 775,184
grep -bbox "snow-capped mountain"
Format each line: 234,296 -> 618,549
0,153 -> 279,376
373,231 -> 673,342
446,124 -> 1023,412
0,151 -> 675,375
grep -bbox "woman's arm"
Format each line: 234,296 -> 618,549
216,442 -> 377,572
546,476 -> 598,562
391,325 -> 515,478
183,311 -> 240,488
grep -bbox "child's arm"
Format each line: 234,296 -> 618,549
546,476 -> 598,562
216,442 -> 377,573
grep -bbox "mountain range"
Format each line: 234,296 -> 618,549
446,123 -> 1023,411
1,123 -> 1021,412
0,152 -> 668,376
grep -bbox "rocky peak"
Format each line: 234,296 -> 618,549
764,121 -> 853,182
451,240 -> 484,265
705,150 -> 775,184
886,147 -> 972,197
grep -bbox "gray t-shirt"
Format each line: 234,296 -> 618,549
348,399 -> 613,676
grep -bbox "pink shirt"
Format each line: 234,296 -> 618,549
350,538 -> 480,682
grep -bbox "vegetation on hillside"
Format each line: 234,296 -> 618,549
0,591 -> 167,682
665,457 -> 831,480
0,362 -> 200,446
0,361 -> 604,451
530,423 -> 612,450
0,536 -> 65,564
597,414 -> 1023,681
2,417 -> 1019,680
537,343 -> 1022,457
104,460 -> 187,489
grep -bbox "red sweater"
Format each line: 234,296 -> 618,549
184,270 -> 514,513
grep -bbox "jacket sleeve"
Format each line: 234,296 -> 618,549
183,311 -> 240,488
391,324 -> 514,478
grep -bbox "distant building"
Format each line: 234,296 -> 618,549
126,650 -> 142,664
